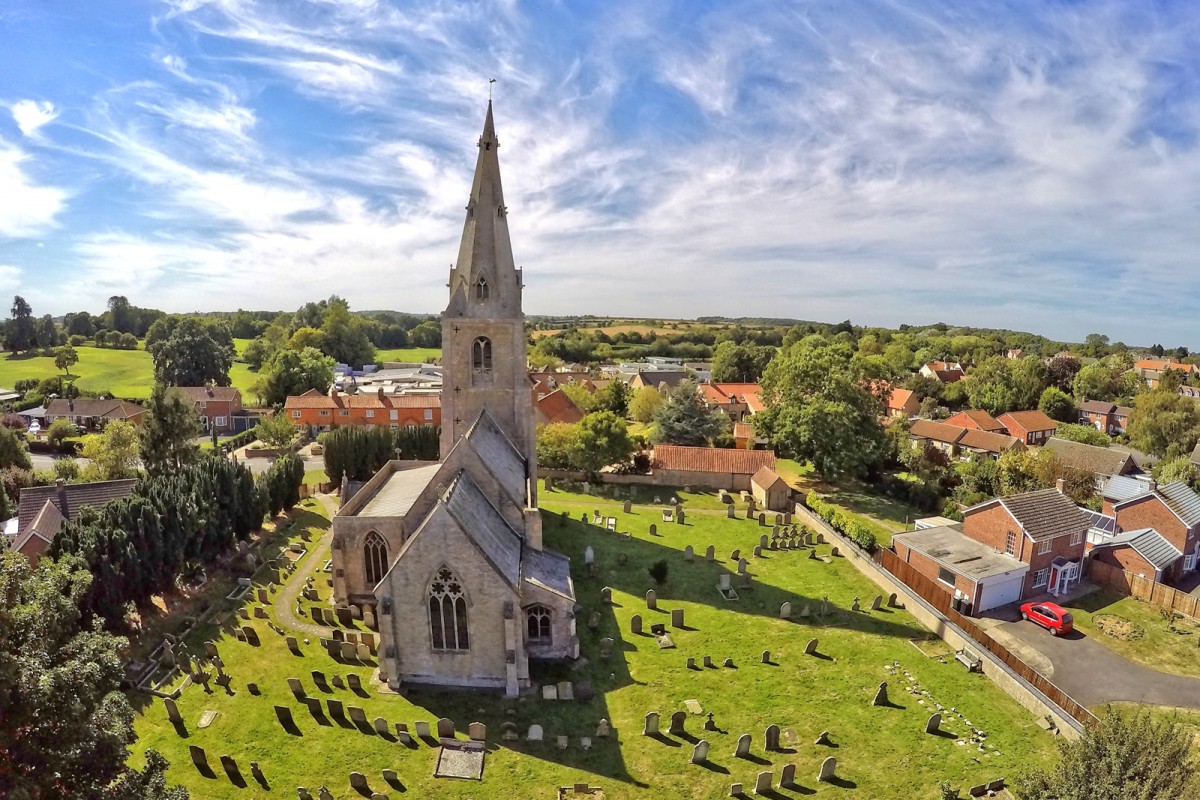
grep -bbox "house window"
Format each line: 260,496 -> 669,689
428,567 -> 469,651
339,409 -> 349,417
406,424 -> 417,431
1005,531 -> 1017,556
424,409 -> 433,421
1037,539 -> 1051,555
390,410 -> 398,421
214,416 -> 227,428
936,567 -> 956,586
473,337 -> 492,372
363,531 -> 388,587
291,410 -> 301,419
475,276 -> 489,301
526,605 -> 552,643
1070,531 -> 1083,546
1032,568 -> 1049,588
366,410 -> 374,419
319,410 -> 330,417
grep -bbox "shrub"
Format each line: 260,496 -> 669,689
68,335 -> 85,347
648,559 -> 669,585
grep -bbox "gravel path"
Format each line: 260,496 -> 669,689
274,494 -> 337,639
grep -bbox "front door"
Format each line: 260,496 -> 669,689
1048,564 -> 1061,595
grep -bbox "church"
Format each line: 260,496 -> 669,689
330,103 -> 579,696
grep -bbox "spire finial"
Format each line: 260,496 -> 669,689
489,77 -> 496,102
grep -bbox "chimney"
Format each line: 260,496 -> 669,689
1147,478 -> 1157,493
1054,478 -> 1066,495
206,383 -> 214,397
377,387 -> 385,399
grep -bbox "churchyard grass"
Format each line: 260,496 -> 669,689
776,458 -> 922,545
130,483 -> 1050,799
1065,589 -> 1200,679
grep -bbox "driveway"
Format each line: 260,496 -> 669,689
995,619 -> 1200,709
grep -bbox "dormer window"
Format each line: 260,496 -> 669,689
475,276 -> 489,301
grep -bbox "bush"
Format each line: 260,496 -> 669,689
648,559 -> 669,585
806,493 -> 877,552
68,335 -> 85,347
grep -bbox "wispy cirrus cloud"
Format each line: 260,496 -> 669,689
0,139 -> 68,237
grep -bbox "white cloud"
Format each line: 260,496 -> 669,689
0,141 -> 68,237
10,99 -> 58,137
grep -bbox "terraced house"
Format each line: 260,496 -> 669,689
285,388 -> 440,433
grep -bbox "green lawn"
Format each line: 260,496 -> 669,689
0,345 -> 155,398
374,347 -> 440,364
1065,589 -> 1200,679
131,483 -> 1050,799
775,459 -> 924,546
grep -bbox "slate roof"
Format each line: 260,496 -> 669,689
966,489 -> 1089,543
1044,438 -> 1135,477
442,470 -> 522,588
1100,475 -> 1149,502
652,445 -> 775,476
1157,481 -> 1200,528
522,546 -> 574,600
1094,528 -> 1182,570
17,479 -> 138,533
464,410 -> 528,504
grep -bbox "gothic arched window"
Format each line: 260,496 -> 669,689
428,567 -> 469,651
473,337 -> 492,372
475,276 -> 489,301
363,531 -> 388,587
526,605 -> 551,643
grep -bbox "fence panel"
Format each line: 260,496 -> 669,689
1086,560 -> 1200,622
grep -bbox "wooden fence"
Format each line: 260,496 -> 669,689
1087,559 -> 1200,620
875,548 -> 1098,727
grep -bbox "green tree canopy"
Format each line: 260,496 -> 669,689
536,423 -> 578,469
146,316 -> 235,387
1127,388 -> 1200,459
261,346 -> 335,406
592,379 -> 631,417
54,343 -> 79,375
755,335 -> 885,478
573,411 -> 633,471
0,423 -> 32,471
650,379 -> 728,448
81,420 -> 141,480
6,295 -> 35,353
711,341 -> 774,383
629,386 -> 663,423
319,297 -> 376,368
256,410 -> 298,449
1038,387 -> 1075,423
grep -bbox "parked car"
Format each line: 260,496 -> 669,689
1019,601 -> 1073,636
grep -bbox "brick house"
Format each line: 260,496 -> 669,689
700,383 -> 765,423
285,388 -> 440,432
1090,528 -> 1181,582
908,419 -> 1023,461
533,389 -> 585,426
651,445 -> 776,492
1111,481 -> 1200,580
944,409 -> 1005,433
169,386 -> 247,433
885,387 -> 920,418
960,489 -> 1089,599
44,398 -> 146,430
892,523 -> 1029,613
919,361 -> 965,383
11,479 -> 137,564
1043,438 -> 1139,479
1076,399 -> 1132,435
1135,358 -> 1197,388
996,410 -> 1058,446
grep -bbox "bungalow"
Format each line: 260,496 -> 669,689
533,389 -> 585,426
1091,528 -> 1182,582
919,361 -> 965,383
886,387 -> 920,419
1043,438 -> 1139,479
651,445 -> 776,492
908,419 -> 1023,461
1077,399 -> 1133,435
1111,480 -> 1200,580
750,466 -> 790,511
960,488 -> 1090,599
944,409 -> 1005,433
11,478 -> 137,564
285,388 -> 440,433
892,524 -> 1029,613
45,398 -> 146,430
997,410 -> 1057,446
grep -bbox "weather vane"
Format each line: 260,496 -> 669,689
489,78 -> 496,101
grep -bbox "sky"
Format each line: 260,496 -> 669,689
1,0 -> 1199,347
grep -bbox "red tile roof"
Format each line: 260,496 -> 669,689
887,387 -> 916,413
534,389 -> 586,425
652,445 -> 775,475
944,410 -> 1004,432
997,410 -> 1057,435
283,390 -> 439,411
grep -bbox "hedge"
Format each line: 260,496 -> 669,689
805,492 -> 878,553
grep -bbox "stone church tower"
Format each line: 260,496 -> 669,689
329,103 -> 576,697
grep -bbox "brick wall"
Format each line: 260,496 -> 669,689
1092,545 -> 1158,579
1116,494 -> 1192,555
893,539 -> 978,603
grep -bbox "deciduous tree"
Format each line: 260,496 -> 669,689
1037,387 -> 1075,423
629,386 -> 663,423
573,411 -> 633,471
81,420 -> 140,480
6,295 -> 34,353
261,346 -> 335,406
1127,389 -> 1200,459
146,317 -> 234,387
54,343 -> 79,375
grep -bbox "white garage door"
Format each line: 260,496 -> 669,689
977,574 -> 1024,612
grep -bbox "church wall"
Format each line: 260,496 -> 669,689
520,582 -> 579,661
376,508 -> 523,691
331,514 -> 408,606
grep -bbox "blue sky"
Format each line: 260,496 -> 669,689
2,1 -> 1199,346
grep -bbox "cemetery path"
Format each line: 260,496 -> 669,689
275,494 -> 337,639
1000,620 -> 1200,709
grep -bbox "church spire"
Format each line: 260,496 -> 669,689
447,101 -> 520,317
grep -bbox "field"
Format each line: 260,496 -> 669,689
531,319 -> 718,339
374,347 -> 441,363
0,345 -> 158,398
130,483 -> 1050,799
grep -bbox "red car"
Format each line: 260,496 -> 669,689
1020,601 -> 1073,636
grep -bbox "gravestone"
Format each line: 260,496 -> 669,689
349,772 -> 368,792
683,545 -> 694,561
752,545 -> 762,558
287,636 -> 299,653
348,706 -> 368,726
395,722 -> 412,744
362,632 -> 375,649
437,718 -> 455,739
332,675 -> 345,689
888,592 -> 899,607
703,655 -> 715,668
346,632 -> 359,646
557,735 -> 569,750
805,638 -> 818,655
319,789 -> 334,800
780,601 -> 792,619
926,713 -> 942,734
727,505 -> 736,519
808,548 -> 818,560
205,641 -> 219,658
780,763 -> 797,788
761,650 -> 771,664
624,500 -> 632,513
871,595 -> 882,611
815,730 -> 832,746
347,674 -> 362,691
872,681 -> 889,706
705,545 -> 715,560
500,721 -> 518,741
304,697 -> 323,716
298,789 -> 313,800
189,745 -> 208,772
764,724 -> 781,751
722,657 -> 734,668
597,718 -> 610,737
831,546 -> 840,557
669,710 -> 687,735
274,705 -> 294,728
630,615 -> 643,634
686,656 -> 697,669
691,740 -> 710,764
818,756 -> 837,782
414,720 -> 431,738
310,607 -> 324,625
729,784 -> 743,797
599,636 -> 614,659
254,606 -> 267,618
730,549 -> 740,561
258,588 -> 269,604
671,608 -> 685,628
737,558 -> 748,575
735,733 -> 752,757
645,589 -> 656,610
332,629 -> 344,642
356,643 -> 372,661
220,754 -> 239,780
584,546 -> 595,565
851,597 -> 861,612
649,524 -> 657,536
588,610 -> 601,629
247,682 -> 259,695
643,711 -> 659,735
340,642 -> 356,660
527,724 -> 544,742
469,722 -> 486,741
676,509 -> 685,524
817,533 -> 825,543
601,587 -> 612,604
164,697 -> 182,724
758,513 -> 767,526
238,608 -> 250,620
754,771 -> 773,795
326,699 -> 344,719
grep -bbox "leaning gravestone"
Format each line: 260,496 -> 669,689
691,740 -> 710,764
805,638 -> 819,655
274,705 -> 295,729
888,592 -> 899,608
818,756 -> 837,782
189,745 -> 208,772
926,713 -> 942,735
164,697 -> 182,724
872,681 -> 889,707
734,733 -> 752,757
349,772 -> 368,793
287,677 -> 305,697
